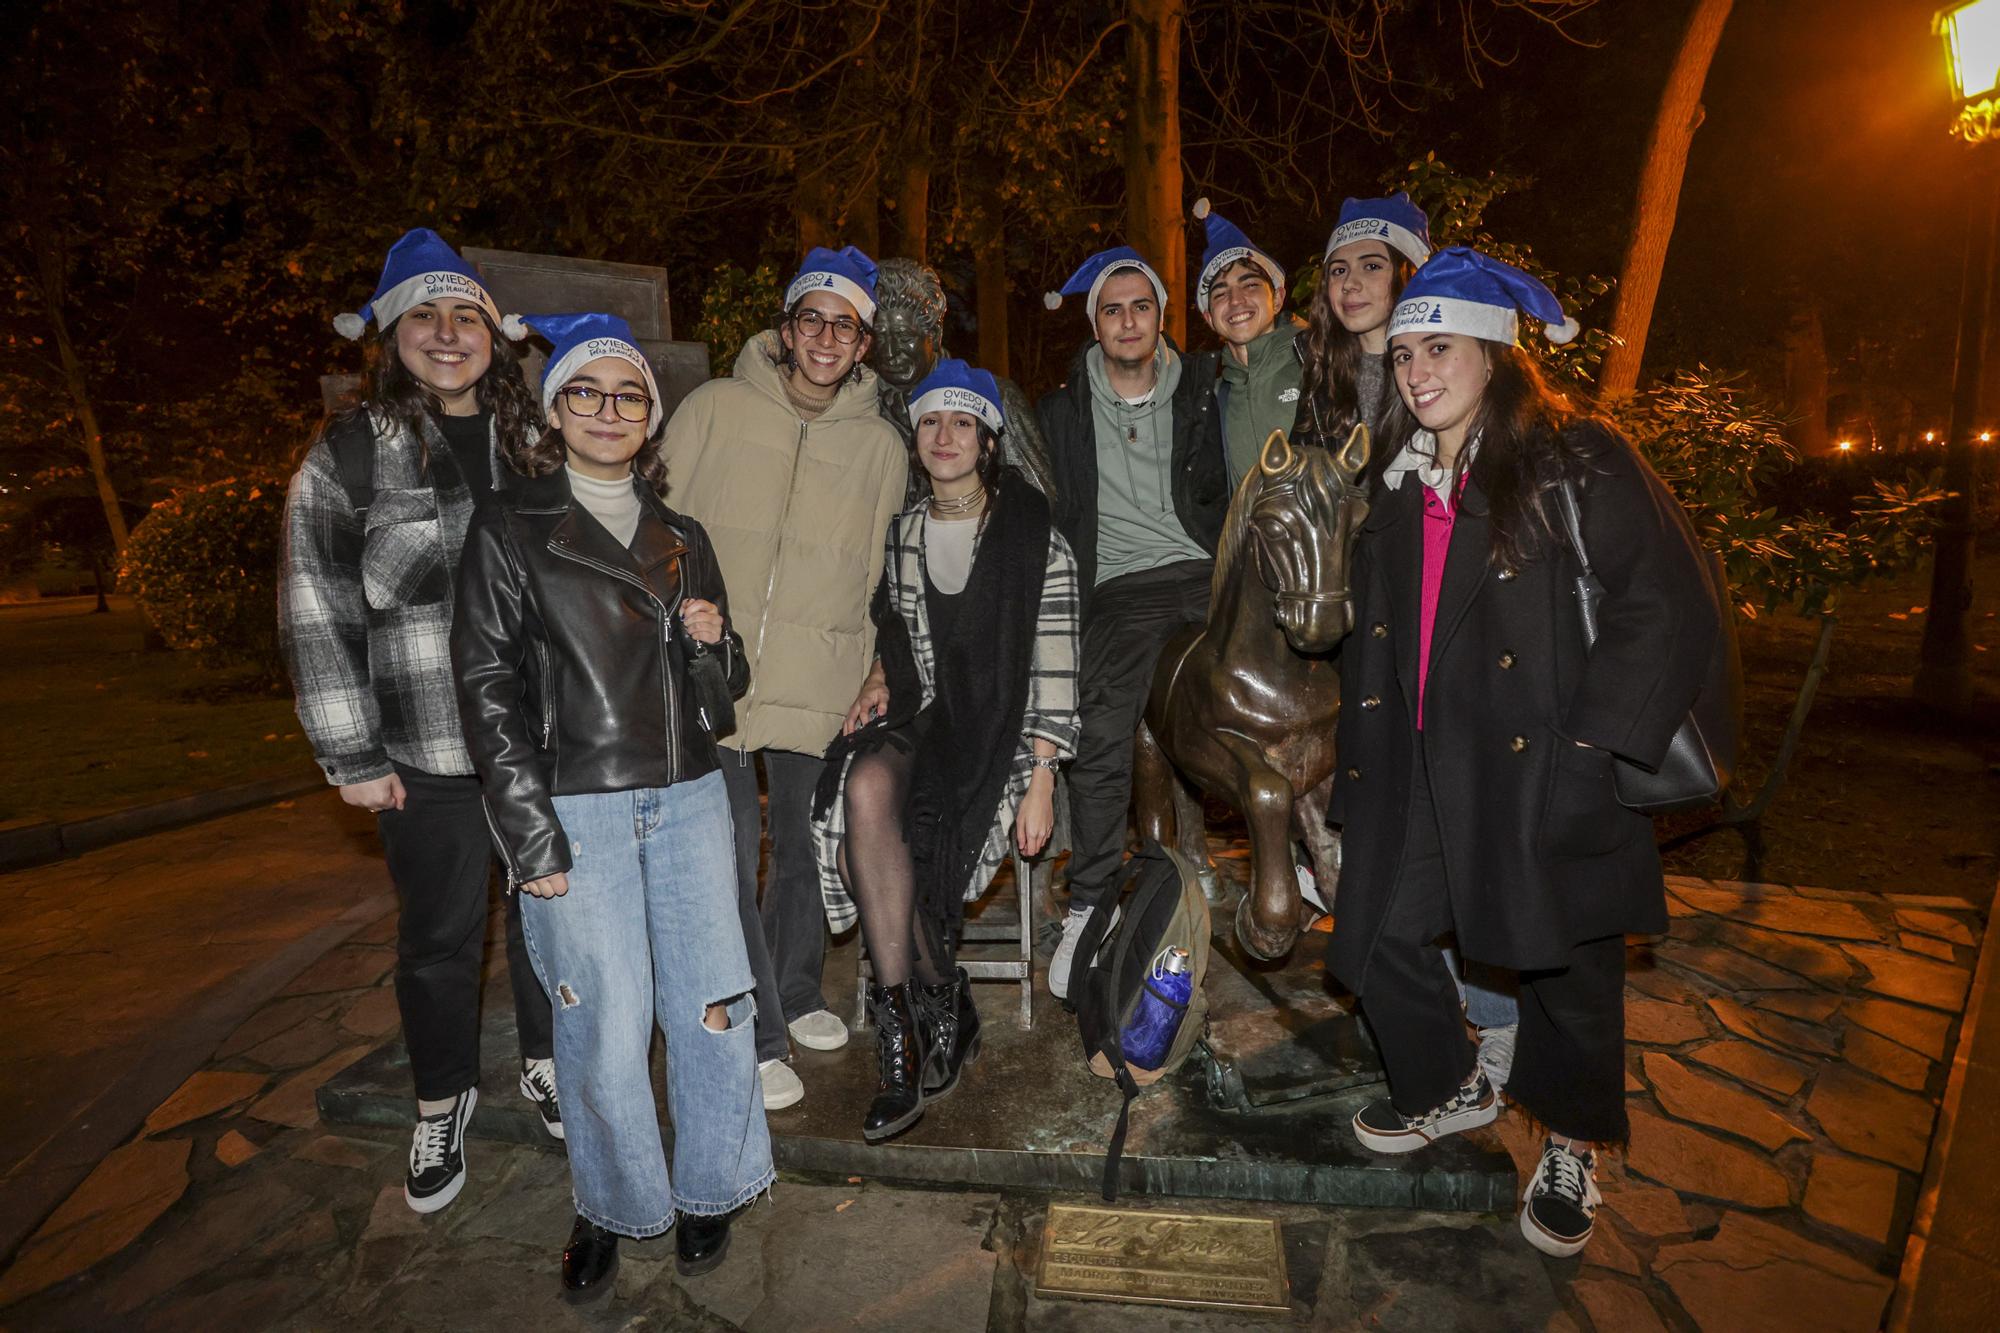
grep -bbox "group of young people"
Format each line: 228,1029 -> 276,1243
278,184 -> 1720,1300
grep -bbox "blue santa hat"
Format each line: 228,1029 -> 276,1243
907,359 -> 1005,434
1043,246 -> 1168,324
333,228 -> 518,341
1191,199 -> 1285,313
784,245 -> 881,325
1385,246 -> 1581,347
1322,193 -> 1433,269
512,312 -> 664,435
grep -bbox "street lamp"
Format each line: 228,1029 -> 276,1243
1915,2 -> 2000,710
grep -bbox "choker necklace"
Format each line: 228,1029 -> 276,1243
929,487 -> 986,518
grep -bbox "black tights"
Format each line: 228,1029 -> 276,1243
838,743 -> 946,989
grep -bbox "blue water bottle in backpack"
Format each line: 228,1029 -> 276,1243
1121,946 -> 1193,1070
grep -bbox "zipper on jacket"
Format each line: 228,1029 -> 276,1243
534,639 -> 555,750
546,536 -> 685,783
480,794 -> 523,892
744,419 -> 808,718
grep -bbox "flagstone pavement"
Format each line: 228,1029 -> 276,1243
0,817 -> 1984,1330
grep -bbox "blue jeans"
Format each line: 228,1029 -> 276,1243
1442,944 -> 1521,1029
519,772 -> 775,1237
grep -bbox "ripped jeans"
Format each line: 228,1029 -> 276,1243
520,772 -> 774,1237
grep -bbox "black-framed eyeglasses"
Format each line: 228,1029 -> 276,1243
556,385 -> 652,423
792,308 -> 865,344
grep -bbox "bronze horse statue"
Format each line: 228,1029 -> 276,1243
1133,426 -> 1371,960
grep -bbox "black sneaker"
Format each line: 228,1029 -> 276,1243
1520,1138 -> 1600,1257
1351,1070 -> 1498,1154
521,1058 -> 564,1141
405,1086 -> 477,1214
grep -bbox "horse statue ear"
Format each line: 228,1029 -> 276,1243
1335,422 -> 1371,481
1257,429 -> 1300,479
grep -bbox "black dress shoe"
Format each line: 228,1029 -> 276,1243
676,1211 -> 731,1277
561,1214 -> 619,1302
863,981 -> 929,1142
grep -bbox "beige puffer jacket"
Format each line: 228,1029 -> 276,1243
659,331 -> 909,756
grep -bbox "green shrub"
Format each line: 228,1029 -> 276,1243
691,260 -> 784,377
121,476 -> 287,675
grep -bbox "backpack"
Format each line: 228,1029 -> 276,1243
322,412 -> 377,515
1068,841 -> 1212,1201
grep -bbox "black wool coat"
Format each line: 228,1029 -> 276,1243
1325,425 -> 1721,990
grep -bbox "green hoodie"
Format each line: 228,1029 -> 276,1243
1088,343 -> 1209,587
1218,317 -> 1307,487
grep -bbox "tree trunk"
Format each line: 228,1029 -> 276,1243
1782,305 -> 1830,457
843,156 -> 882,256
33,227 -> 130,552
1914,162 -> 1996,712
1125,0 -> 1187,346
792,164 -> 838,257
883,105 -> 931,262
976,209 -> 1011,381
1600,0 -> 1733,399
90,554 -> 109,614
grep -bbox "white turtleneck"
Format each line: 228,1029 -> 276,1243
566,466 -> 642,546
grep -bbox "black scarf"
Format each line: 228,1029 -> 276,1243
816,470 -> 1050,952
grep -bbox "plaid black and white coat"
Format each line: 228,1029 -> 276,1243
279,409 -> 506,785
812,500 -> 1082,932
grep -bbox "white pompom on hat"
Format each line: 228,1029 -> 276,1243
332,228 -> 519,341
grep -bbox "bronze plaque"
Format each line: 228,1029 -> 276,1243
1034,1203 -> 1290,1314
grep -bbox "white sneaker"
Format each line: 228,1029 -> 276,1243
787,1008 -> 850,1052
1475,1023 -> 1518,1092
759,1058 -> 804,1110
1049,904 -> 1109,1001
1295,862 -> 1329,916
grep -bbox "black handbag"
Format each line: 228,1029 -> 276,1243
677,625 -> 737,739
1553,476 -> 1742,815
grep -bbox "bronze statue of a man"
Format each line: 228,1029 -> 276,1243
870,258 -> 1057,501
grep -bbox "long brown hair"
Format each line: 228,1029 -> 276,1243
321,311 -> 542,470
1372,343 -> 1604,571
1295,253 -> 1417,443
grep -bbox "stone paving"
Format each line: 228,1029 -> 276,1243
0,853 -> 1983,1330
0,792 -> 390,1263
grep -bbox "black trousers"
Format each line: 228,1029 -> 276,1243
376,764 -> 552,1102
721,746 -> 828,1062
1358,750 -> 1628,1143
1066,559 -> 1213,909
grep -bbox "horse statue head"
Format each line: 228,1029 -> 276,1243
1227,424 -> 1372,652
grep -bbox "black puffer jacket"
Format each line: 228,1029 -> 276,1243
1035,335 -> 1228,602
452,468 -> 748,884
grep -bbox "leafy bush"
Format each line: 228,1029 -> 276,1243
690,260 -> 785,378
121,476 -> 287,675
1612,370 -> 1947,617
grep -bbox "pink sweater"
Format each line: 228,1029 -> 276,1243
1416,483 -> 1459,730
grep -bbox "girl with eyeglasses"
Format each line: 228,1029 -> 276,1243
279,229 -> 560,1218
658,246 -> 911,1115
453,313 -> 770,1301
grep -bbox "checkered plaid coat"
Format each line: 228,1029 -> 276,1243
812,500 -> 1082,931
279,409 -> 503,784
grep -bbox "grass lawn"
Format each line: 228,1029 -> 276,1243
0,597 -> 314,826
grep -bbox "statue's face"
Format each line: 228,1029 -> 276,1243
871,304 -> 941,390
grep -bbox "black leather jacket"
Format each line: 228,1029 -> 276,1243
451,469 -> 748,884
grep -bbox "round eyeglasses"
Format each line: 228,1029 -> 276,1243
556,385 -> 652,423
792,308 -> 865,344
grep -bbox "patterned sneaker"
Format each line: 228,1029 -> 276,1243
405,1086 -> 477,1214
1351,1070 -> 1498,1154
1520,1138 -> 1600,1257
1475,1023 -> 1518,1092
521,1058 -> 563,1141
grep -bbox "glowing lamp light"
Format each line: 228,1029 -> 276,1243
1836,440 -> 1855,452
1940,1 -> 2000,140
1926,430 -> 1940,442
1983,430 -> 1996,442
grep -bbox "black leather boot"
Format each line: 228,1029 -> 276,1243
919,967 -> 981,1100
561,1214 -> 619,1302
676,1210 -> 732,1277
863,981 -> 929,1142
